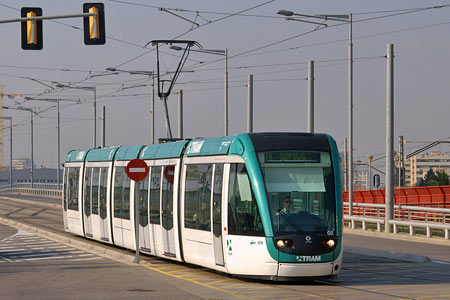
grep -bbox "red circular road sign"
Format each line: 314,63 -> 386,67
126,159 -> 149,182
164,165 -> 175,184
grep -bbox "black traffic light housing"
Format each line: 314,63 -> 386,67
83,3 -> 105,45
21,7 -> 43,50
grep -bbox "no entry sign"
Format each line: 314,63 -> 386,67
126,159 -> 149,182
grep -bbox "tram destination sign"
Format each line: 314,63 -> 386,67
265,151 -> 320,163
126,159 -> 149,182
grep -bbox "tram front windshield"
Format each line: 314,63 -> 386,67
258,151 -> 336,236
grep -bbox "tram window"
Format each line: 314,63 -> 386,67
228,164 -> 264,236
184,164 -> 212,231
68,167 -> 80,211
84,168 -> 92,216
91,168 -> 100,215
213,164 -> 224,237
149,166 -> 161,224
138,177 -> 149,227
99,167 -> 108,219
63,168 -> 68,211
162,166 -> 175,230
114,167 -> 131,220
259,151 -> 336,234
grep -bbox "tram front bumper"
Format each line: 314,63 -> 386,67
277,262 -> 334,278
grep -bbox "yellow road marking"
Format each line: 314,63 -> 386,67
142,264 -> 253,299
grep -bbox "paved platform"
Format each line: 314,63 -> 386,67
344,228 -> 450,263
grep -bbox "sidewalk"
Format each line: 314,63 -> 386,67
344,228 -> 450,263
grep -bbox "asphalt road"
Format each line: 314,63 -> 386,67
0,195 -> 449,299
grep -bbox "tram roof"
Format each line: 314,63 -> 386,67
84,147 -> 119,162
185,136 -> 236,157
115,145 -> 145,161
139,140 -> 190,160
64,149 -> 89,162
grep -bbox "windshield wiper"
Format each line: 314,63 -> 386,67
276,210 -> 305,236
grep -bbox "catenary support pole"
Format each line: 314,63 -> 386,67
93,87 -> 97,148
30,110 -> 34,188
101,105 -> 106,148
9,118 -> 12,188
178,89 -> 183,139
344,138 -> 348,191
224,48 -> 229,136
57,99 -> 60,187
385,43 -> 394,233
307,60 -> 314,133
247,75 -> 253,133
348,14 -> 354,229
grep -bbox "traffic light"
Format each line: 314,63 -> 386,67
21,7 -> 43,50
83,3 -> 105,45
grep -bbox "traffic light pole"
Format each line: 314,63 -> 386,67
0,12 -> 96,24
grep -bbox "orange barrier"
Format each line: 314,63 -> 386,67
343,185 -> 450,208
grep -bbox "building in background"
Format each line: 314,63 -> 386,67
405,151 -> 450,186
12,158 -> 32,170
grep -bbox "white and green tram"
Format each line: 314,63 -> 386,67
63,132 -> 342,280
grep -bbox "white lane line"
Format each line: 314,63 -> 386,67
0,255 -> 13,262
78,254 -> 95,257
67,257 -> 103,261
24,255 -> 73,261
9,251 -> 72,258
431,260 -> 450,265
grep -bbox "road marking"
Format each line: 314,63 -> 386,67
431,260 -> 450,265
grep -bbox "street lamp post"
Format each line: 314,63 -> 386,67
55,83 -> 97,148
277,9 -> 354,221
3,106 -> 34,188
170,46 -> 229,136
0,117 -> 12,188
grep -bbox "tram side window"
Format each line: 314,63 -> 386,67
63,168 -> 69,211
114,167 -> 131,220
149,167 -> 161,224
68,167 -> 80,211
228,164 -> 264,236
162,165 -> 175,230
84,167 -> 92,216
99,167 -> 108,219
91,168 -> 100,215
184,164 -> 212,231
213,164 -> 224,237
138,177 -> 149,227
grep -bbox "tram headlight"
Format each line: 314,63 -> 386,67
327,239 -> 335,247
276,240 -> 285,247
321,239 -> 336,248
276,239 -> 293,248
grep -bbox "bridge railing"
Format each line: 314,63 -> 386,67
344,202 -> 450,240
0,185 -> 62,199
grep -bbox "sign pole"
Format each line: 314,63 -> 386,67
125,158 -> 149,263
134,181 -> 140,263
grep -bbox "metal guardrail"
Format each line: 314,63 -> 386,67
0,183 -> 61,191
344,202 -> 450,240
0,187 -> 62,199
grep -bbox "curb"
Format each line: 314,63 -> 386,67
344,246 -> 431,263
344,228 -> 450,246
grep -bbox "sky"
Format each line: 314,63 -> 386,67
0,0 -> 449,176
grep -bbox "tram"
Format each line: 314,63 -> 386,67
62,132 -> 342,280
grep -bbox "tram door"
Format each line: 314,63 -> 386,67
161,165 -> 176,257
99,167 -> 110,241
137,177 -> 151,252
213,164 -> 225,266
83,168 -> 93,237
62,168 -> 69,231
